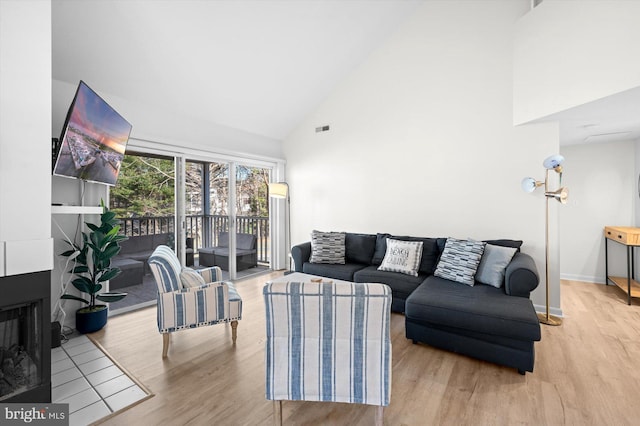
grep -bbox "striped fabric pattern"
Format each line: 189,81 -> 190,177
197,266 -> 222,284
263,280 -> 392,407
434,237 -> 486,286
149,245 -> 242,334
148,245 -> 183,292
309,230 -> 346,264
157,282 -> 242,333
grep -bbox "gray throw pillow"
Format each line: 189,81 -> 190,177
475,244 -> 517,288
377,238 -> 423,277
434,238 -> 485,286
310,230 -> 346,264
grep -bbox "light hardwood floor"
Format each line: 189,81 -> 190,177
92,273 -> 640,425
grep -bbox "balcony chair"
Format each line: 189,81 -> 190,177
263,279 -> 392,426
148,245 -> 242,358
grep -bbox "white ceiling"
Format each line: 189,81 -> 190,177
52,0 -> 423,141
52,0 -> 640,145
535,86 -> 640,146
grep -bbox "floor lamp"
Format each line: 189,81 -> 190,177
522,154 -> 569,326
268,182 -> 291,271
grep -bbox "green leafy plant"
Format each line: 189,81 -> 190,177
60,202 -> 128,312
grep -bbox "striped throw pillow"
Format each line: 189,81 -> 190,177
434,238 -> 486,286
377,238 -> 423,277
310,230 -> 346,264
180,267 -> 206,288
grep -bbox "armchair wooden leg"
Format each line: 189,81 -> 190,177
273,400 -> 282,426
162,333 -> 170,358
375,406 -> 384,426
231,320 -> 238,344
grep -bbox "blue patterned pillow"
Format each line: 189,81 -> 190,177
434,238 -> 486,286
310,230 -> 346,264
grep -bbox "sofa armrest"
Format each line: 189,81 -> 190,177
504,252 -> 539,298
291,242 -> 311,272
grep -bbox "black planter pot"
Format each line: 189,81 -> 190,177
76,305 -> 108,334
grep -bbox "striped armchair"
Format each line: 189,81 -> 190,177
263,279 -> 392,426
148,245 -> 242,357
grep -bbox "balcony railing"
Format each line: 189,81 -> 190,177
118,214 -> 270,264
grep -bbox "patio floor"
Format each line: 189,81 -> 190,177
109,258 -> 271,313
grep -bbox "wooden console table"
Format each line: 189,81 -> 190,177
604,226 -> 640,305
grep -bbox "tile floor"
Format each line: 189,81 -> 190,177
51,335 -> 148,426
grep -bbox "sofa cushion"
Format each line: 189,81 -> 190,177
483,239 -> 523,252
345,233 -> 377,264
475,244 -> 517,288
405,276 -> 541,341
353,265 -> 427,302
302,262 -> 366,281
434,238 -> 485,286
371,233 -> 392,266
310,230 -> 346,264
378,238 -> 423,277
372,233 -> 441,274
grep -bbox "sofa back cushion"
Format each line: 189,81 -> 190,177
345,233 -> 377,264
372,233 -> 441,274
483,239 -> 523,252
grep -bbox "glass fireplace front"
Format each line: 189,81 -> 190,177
0,300 -> 43,401
0,270 -> 51,403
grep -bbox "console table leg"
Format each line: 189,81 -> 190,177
605,237 -> 609,285
627,246 -> 632,305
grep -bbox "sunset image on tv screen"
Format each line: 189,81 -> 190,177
53,81 -> 132,186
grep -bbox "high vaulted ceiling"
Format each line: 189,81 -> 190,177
53,1 -> 640,145
52,0 -> 423,141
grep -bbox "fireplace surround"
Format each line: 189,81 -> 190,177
0,271 -> 51,403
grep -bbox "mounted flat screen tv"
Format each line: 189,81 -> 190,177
53,81 -> 132,186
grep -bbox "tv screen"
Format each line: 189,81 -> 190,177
53,81 -> 132,186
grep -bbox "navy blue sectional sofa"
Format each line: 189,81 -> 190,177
291,232 -> 542,374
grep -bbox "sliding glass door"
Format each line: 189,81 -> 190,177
107,151 -> 275,313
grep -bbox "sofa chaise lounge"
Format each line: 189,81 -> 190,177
291,232 -> 541,374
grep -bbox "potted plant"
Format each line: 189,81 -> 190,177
60,202 -> 128,334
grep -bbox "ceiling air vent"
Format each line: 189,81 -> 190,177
315,125 -> 330,133
584,131 -> 632,144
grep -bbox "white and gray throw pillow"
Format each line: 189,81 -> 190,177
180,267 -> 206,288
475,244 -> 517,288
434,238 -> 486,286
378,238 -> 423,277
310,230 -> 346,264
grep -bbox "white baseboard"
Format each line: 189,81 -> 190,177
560,273 -> 606,285
533,303 -> 564,318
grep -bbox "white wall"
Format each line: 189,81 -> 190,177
560,141 -> 636,283
514,0 -> 640,124
0,0 -> 53,276
283,0 -> 562,313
